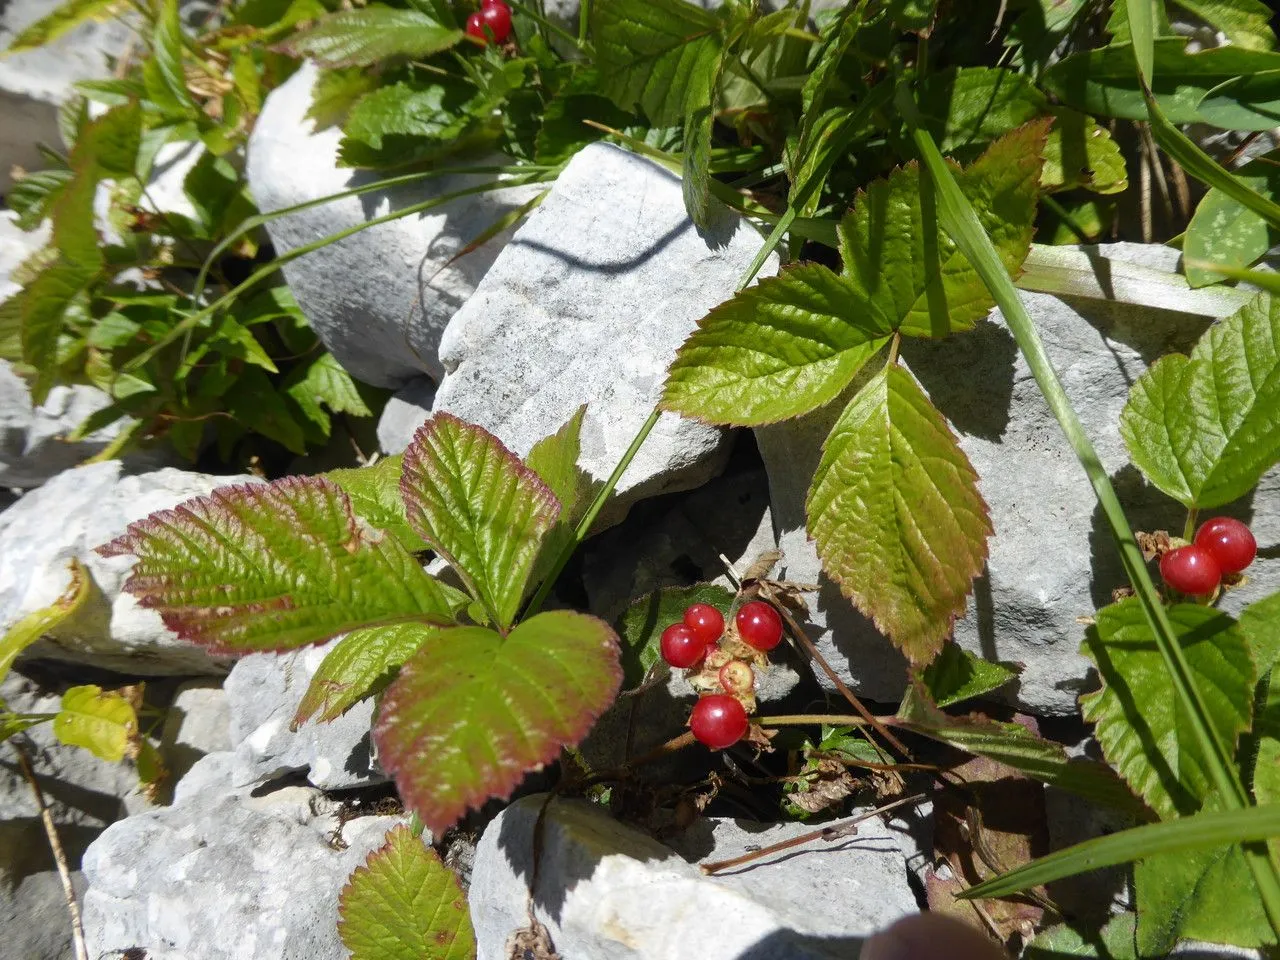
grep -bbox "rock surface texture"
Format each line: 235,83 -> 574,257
82,752 -> 402,960
757,243 -> 1280,715
469,795 -> 919,960
0,461 -> 255,674
246,60 -> 544,389
435,142 -> 777,515
376,376 -> 438,454
225,639 -> 381,791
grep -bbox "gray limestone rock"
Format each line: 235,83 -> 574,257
469,795 -> 919,960
161,679 -> 232,785
757,242 -> 1280,715
225,639 -> 381,791
246,60 -> 545,389
435,142 -> 777,518
376,376 -> 438,454
0,461 -> 255,674
82,752 -> 404,960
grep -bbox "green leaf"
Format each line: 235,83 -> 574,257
661,264 -> 894,427
898,695 -> 1142,811
20,261 -> 97,403
401,414 -> 560,631
153,0 -> 199,119
534,92 -> 636,165
274,7 -> 462,68
592,0 -> 724,127
1024,914 -> 1138,958
1124,0 -> 1157,83
4,0 -> 127,52
1041,112 -> 1128,195
1081,599 -> 1255,819
338,823 -> 475,960
682,105 -> 715,230
8,170 -> 74,231
284,352 -> 372,436
0,715 -> 54,741
1241,592 -> 1280,677
807,365 -> 991,663
338,81 -> 487,168
1119,292 -> 1280,509
224,367 -> 308,455
914,67 -> 1046,154
374,611 -> 622,834
839,118 -> 1048,339
964,802 -> 1280,900
1135,844 -> 1275,953
53,685 -> 136,763
295,623 -> 443,726
1170,0 -> 1277,50
1043,40 -> 1280,130
326,455 -> 430,554
306,67 -> 379,130
99,476 -> 463,653
616,583 -> 735,686
524,405 -> 592,523
0,559 -> 90,683
917,642 -> 1018,708
1185,149 -> 1280,288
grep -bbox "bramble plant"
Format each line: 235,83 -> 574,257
9,0 -> 1280,955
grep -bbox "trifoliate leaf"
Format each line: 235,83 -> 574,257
401,414 -> 560,631
53,685 -> 136,763
591,0 -> 724,127
338,823 -> 474,960
1120,292 -> 1280,509
1081,599 -> 1255,819
839,118 -> 1048,338
275,7 -> 462,68
100,476 -> 462,653
1185,149 -> 1280,288
295,623 -> 445,726
662,265 -> 894,426
807,365 -> 991,663
374,611 -> 622,834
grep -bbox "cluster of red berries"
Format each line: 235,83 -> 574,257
1159,516 -> 1258,596
660,600 -> 784,750
466,0 -> 512,45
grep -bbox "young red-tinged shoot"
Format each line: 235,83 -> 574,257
690,694 -> 749,749
735,600 -> 783,651
661,623 -> 705,669
1194,517 -> 1257,575
1160,544 -> 1222,596
683,603 -> 724,647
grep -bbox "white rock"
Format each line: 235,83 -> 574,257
757,243 -> 1280,715
161,679 -> 232,784
0,461 -> 256,674
226,638 -> 380,791
246,60 -> 544,389
376,376 -> 438,454
82,752 -> 405,960
435,143 -> 776,515
469,795 -> 919,960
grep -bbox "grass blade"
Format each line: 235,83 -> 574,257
963,803 -> 1280,899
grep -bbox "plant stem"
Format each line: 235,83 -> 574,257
897,80 -> 1280,938
13,743 -> 87,960
1183,507 -> 1199,543
699,792 -> 929,874
524,408 -> 662,616
578,0 -> 590,46
759,714 -> 885,727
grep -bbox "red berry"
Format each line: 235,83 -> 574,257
1194,517 -> 1257,575
735,600 -> 783,651
660,623 -> 705,669
479,1 -> 512,42
718,660 -> 754,695
690,694 -> 749,749
465,12 -> 488,42
1160,545 -> 1222,596
683,603 -> 724,647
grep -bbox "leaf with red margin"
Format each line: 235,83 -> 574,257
401,413 -> 560,631
98,476 -> 465,654
338,823 -> 475,960
374,610 -> 622,835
